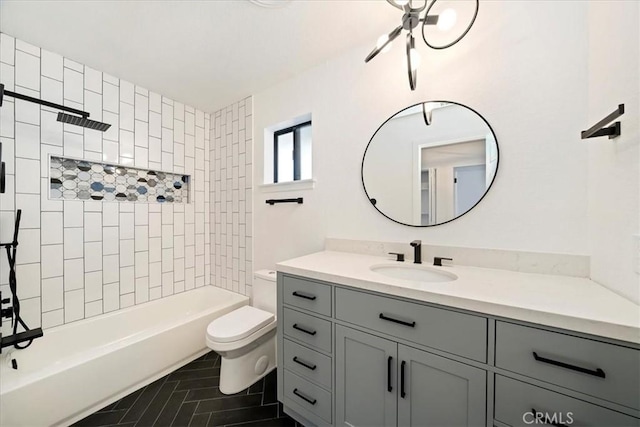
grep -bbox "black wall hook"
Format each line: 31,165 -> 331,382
581,104 -> 624,140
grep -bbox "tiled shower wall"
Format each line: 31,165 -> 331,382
0,33 -> 211,333
210,99 -> 253,297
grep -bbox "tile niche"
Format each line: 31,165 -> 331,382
49,156 -> 190,203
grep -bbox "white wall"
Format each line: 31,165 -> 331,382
254,1 -> 591,271
0,33 -> 212,333
587,1 -> 640,303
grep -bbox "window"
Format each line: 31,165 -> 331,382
273,121 -> 312,183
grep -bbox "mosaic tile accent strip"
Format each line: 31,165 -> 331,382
50,156 -> 190,203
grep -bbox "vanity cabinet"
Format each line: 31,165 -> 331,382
276,272 -> 640,427
335,325 -> 486,427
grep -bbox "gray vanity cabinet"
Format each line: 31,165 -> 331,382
335,325 -> 398,427
335,325 -> 486,427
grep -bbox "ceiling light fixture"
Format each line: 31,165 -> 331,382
365,0 -> 479,91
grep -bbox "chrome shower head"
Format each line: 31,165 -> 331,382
56,112 -> 111,132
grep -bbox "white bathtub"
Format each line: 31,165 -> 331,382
0,286 -> 248,427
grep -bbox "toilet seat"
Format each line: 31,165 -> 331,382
207,306 -> 275,343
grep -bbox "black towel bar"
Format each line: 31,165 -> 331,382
266,198 -> 303,205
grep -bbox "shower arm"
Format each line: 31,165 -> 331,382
0,84 -> 90,118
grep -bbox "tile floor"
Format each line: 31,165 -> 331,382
73,351 -> 298,427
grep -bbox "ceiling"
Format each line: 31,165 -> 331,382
0,0 -> 397,112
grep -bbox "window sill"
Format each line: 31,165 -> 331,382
258,179 -> 316,193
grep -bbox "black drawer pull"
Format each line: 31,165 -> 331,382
379,313 -> 416,328
387,356 -> 393,392
292,323 -> 317,336
532,352 -> 606,378
293,356 -> 317,371
531,408 -> 568,427
400,360 -> 406,398
293,388 -> 317,405
292,291 -> 317,301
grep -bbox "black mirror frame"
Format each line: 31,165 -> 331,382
361,100 -> 500,227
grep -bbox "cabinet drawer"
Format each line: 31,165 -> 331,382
495,375 -> 639,427
283,308 -> 332,353
335,287 -> 487,362
495,321 -> 640,410
283,339 -> 332,390
284,370 -> 332,423
282,275 -> 332,317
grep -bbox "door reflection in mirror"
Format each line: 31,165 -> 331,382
362,101 -> 499,227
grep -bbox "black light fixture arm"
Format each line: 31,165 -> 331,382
0,85 -> 89,117
581,104 -> 624,140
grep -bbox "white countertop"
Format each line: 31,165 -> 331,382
276,251 -> 640,344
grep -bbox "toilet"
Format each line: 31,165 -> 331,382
206,270 -> 277,395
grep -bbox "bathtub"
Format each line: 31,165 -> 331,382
0,286 -> 249,427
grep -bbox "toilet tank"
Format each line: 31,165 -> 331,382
253,270 -> 277,314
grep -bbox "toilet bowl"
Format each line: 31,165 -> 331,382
206,270 -> 277,394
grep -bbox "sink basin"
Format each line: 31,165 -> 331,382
370,264 -> 457,283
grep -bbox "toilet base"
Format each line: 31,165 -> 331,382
218,332 -> 276,395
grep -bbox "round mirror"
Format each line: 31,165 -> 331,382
362,101 -> 499,227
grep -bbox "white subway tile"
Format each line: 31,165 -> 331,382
149,237 -> 162,263
149,286 -> 162,301
0,33 -> 15,65
161,128 -> 173,153
149,212 -> 161,237
120,102 -> 134,131
149,136 -> 161,163
162,152 -> 173,171
162,103 -> 173,129
39,111 -> 61,147
134,203 -> 148,225
134,119 -> 148,149
0,99 -> 14,138
16,158 -> 40,193
84,90 -> 102,121
15,194 -> 40,228
63,68 -> 83,104
103,82 -> 119,113
103,226 -> 119,255
104,282 -> 120,312
120,293 -> 135,308
102,202 -> 119,226
84,241 -> 102,272
41,244 -> 63,278
15,98 -> 40,126
119,129 -> 134,158
16,263 -> 40,298
64,259 -> 84,290
135,94 -> 149,121
64,289 -> 84,322
149,262 -> 162,287
120,80 -> 134,105
19,297 -> 41,328
162,272 -> 173,296
120,266 -> 135,294
64,227 -> 83,259
41,212 -> 63,244
174,258 -> 185,281
185,267 -> 195,290
103,254 -> 119,284
42,309 -> 64,328
42,277 -> 64,312
103,140 -> 119,163
103,73 -> 118,86
85,270 -> 102,302
120,239 -> 135,267
63,131 -> 83,158
84,212 -> 102,242
120,212 -> 134,239
135,225 -> 148,251
162,224 -> 173,248
84,67 -> 102,94
85,300 -> 103,318
15,50 -> 40,90
63,58 -> 82,72
135,251 -> 148,278
162,248 -> 174,272
149,92 -> 162,113
135,276 -> 149,304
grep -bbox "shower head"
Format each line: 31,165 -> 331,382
56,112 -> 111,132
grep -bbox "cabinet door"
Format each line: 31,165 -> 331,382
397,345 -> 486,427
336,325 -> 398,427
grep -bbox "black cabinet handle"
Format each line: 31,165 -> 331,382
293,356 -> 317,371
400,360 -> 406,398
379,313 -> 416,328
292,291 -> 316,301
292,323 -> 317,336
531,408 -> 568,427
293,388 -> 317,405
387,356 -> 393,392
532,352 -> 605,378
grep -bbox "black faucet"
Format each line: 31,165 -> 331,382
410,240 -> 422,264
